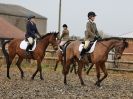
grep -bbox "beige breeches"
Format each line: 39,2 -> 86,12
84,40 -> 90,49
27,37 -> 34,44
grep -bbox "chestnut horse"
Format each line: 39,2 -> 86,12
63,38 -> 128,86
2,32 -> 59,80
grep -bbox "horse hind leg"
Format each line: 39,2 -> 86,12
16,57 -> 24,79
7,53 -> 16,79
77,62 -> 85,85
70,61 -> 77,74
63,60 -> 71,85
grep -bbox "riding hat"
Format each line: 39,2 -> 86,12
27,15 -> 35,20
88,11 -> 96,17
62,24 -> 68,28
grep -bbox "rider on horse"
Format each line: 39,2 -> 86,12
59,24 -> 69,50
80,11 -> 102,58
25,15 -> 41,55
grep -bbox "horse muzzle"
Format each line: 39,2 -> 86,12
115,54 -> 121,59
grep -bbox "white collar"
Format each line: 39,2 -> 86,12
89,19 -> 94,23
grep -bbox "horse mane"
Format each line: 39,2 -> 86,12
98,37 -> 129,48
41,33 -> 52,39
98,37 -> 122,41
40,32 -> 58,39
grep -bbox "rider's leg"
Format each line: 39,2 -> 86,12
26,37 -> 34,54
80,40 -> 90,59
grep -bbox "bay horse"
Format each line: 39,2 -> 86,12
63,37 -> 128,86
2,32 -> 59,80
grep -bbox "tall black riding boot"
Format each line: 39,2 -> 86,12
26,44 -> 31,55
79,48 -> 86,60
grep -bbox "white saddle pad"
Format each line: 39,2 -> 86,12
79,40 -> 97,53
20,40 -> 36,51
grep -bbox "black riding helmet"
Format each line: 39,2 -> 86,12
27,15 -> 35,20
88,11 -> 96,17
62,24 -> 68,28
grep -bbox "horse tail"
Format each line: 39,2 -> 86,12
2,40 -> 11,64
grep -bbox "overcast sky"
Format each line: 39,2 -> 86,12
0,0 -> 133,37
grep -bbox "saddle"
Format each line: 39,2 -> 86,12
20,39 -> 37,51
59,40 -> 72,52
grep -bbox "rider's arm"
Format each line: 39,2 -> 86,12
26,22 -> 32,34
34,24 -> 41,38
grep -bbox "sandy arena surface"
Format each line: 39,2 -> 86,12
0,66 -> 133,99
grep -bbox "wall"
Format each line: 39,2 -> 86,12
0,15 -> 47,35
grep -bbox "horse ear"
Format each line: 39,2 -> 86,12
122,38 -> 128,48
123,38 -> 126,42
53,32 -> 58,36
57,32 -> 59,34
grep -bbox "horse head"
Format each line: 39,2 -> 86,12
49,32 -> 59,50
114,38 -> 128,59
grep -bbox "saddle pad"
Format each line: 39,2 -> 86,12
79,40 -> 97,53
20,40 -> 36,51
87,40 -> 97,53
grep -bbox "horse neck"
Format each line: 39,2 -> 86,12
38,35 -> 50,51
100,39 -> 120,52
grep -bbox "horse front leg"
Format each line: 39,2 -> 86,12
39,63 -> 44,80
31,60 -> 43,80
77,61 -> 85,86
54,59 -> 60,71
95,63 -> 101,87
16,57 -> 24,79
98,63 -> 108,85
86,63 -> 94,75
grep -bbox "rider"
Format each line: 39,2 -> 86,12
25,15 -> 41,55
80,11 -> 101,58
59,24 -> 69,49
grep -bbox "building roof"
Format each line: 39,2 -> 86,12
118,32 -> 133,39
0,3 -> 47,19
0,17 -> 25,39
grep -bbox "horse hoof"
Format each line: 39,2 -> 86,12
21,76 -> 24,79
95,82 -> 101,87
86,72 -> 89,75
7,76 -> 11,79
96,84 -> 101,87
64,82 -> 67,85
81,83 -> 85,86
40,77 -> 44,80
31,77 -> 34,80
